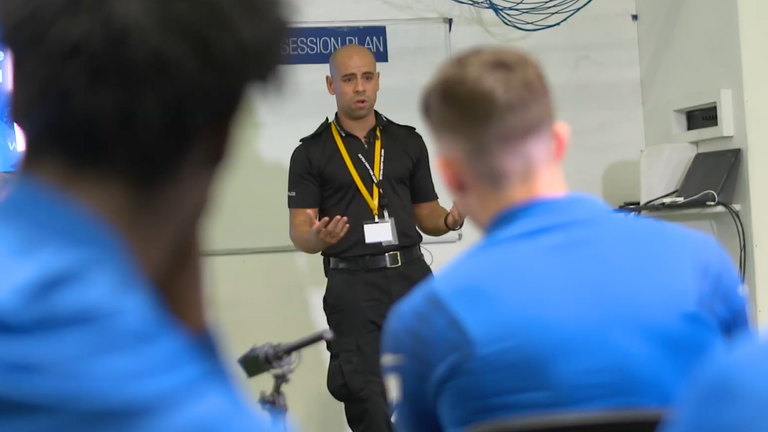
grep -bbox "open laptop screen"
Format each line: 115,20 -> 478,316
0,41 -> 25,173
677,149 -> 740,200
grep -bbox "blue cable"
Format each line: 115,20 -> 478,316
450,0 -> 594,32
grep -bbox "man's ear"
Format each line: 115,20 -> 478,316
326,75 -> 335,96
200,118 -> 233,168
551,120 -> 571,162
375,71 -> 381,92
437,154 -> 466,196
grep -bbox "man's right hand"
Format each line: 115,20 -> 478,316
309,210 -> 349,248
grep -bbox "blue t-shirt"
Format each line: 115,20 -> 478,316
0,176 -> 280,432
658,333 -> 768,432
381,194 -> 750,432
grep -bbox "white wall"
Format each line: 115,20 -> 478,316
634,0 -> 760,320
203,1 -> 645,432
737,0 -> 768,324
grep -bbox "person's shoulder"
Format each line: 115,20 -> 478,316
615,214 -> 738,280
677,333 -> 766,401
721,332 -> 768,370
291,118 -> 331,162
0,208 -> 173,340
391,246 -> 493,326
664,217 -> 728,259
299,117 -> 332,145
0,243 -> 168,338
381,113 -> 417,132
387,277 -> 440,327
384,275 -> 472,354
700,332 -> 768,382
0,227 -> 103,307
615,211 -> 724,253
0,252 -> 273,431
433,239 -> 507,289
660,334 -> 768,432
385,276 -> 457,337
380,113 -> 423,141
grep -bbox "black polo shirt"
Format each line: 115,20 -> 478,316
288,111 -> 439,258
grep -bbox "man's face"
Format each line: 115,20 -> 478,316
327,50 -> 380,120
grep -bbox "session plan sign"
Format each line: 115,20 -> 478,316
280,26 -> 389,65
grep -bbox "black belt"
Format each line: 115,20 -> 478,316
326,247 -> 423,271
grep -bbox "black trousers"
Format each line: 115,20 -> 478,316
323,257 -> 432,432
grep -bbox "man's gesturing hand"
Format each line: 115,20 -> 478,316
308,210 -> 349,248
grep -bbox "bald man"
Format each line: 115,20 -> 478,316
287,44 -> 465,432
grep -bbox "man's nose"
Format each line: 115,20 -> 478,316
354,79 -> 365,93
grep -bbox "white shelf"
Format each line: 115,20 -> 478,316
646,204 -> 741,217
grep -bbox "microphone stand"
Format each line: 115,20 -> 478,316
257,351 -> 300,431
260,371 -> 289,411
258,355 -> 296,418
240,330 -> 333,430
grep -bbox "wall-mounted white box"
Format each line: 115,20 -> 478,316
670,89 -> 734,142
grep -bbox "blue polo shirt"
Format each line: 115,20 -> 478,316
381,193 -> 749,432
659,333 -> 768,432
0,176 -> 279,432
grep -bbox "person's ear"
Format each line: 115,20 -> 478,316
207,120 -> 232,168
437,154 -> 467,196
551,120 -> 571,161
374,72 -> 381,92
326,75 -> 335,96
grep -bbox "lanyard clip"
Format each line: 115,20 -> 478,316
380,193 -> 388,212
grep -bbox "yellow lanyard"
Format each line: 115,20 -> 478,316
331,122 -> 382,217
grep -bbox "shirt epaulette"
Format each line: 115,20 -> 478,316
300,118 -> 331,143
380,114 -> 417,132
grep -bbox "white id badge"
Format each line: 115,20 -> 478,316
364,217 -> 399,246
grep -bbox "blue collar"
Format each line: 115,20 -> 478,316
486,193 -> 612,235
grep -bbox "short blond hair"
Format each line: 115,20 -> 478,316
422,46 -> 553,185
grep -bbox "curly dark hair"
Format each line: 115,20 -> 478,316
0,0 -> 286,187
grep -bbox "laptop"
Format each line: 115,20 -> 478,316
663,148 -> 741,207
